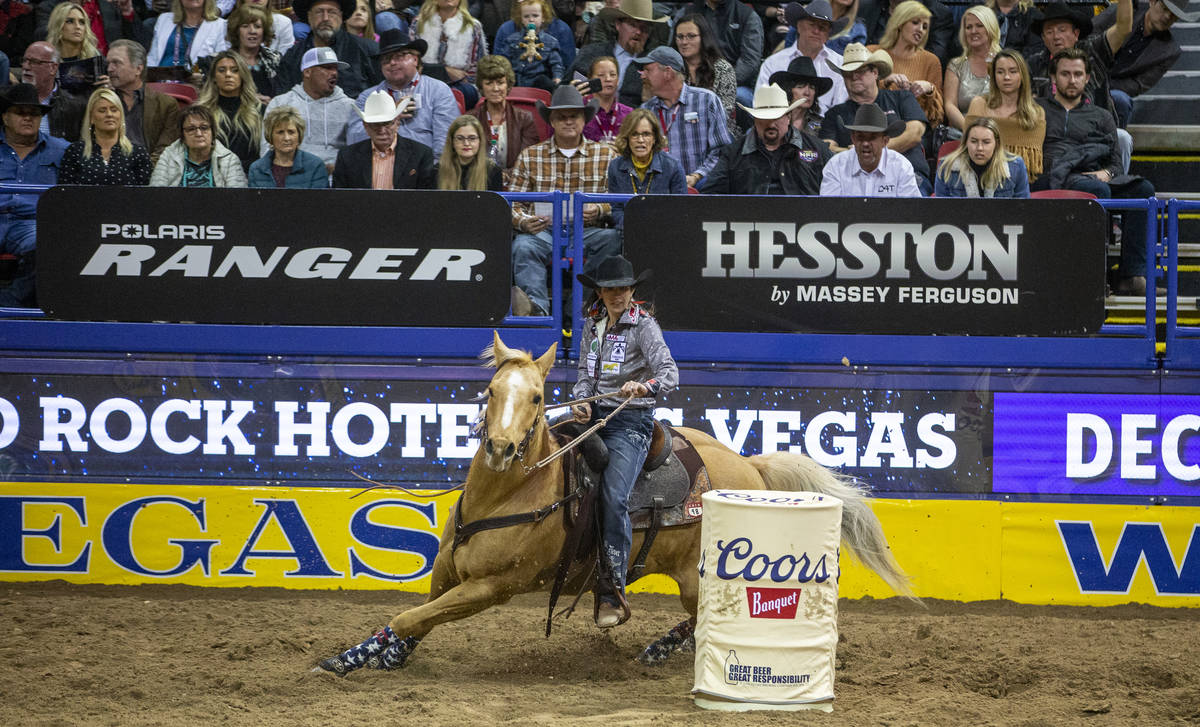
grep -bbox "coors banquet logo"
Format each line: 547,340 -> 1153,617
746,587 -> 802,619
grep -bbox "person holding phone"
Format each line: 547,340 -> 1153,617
581,55 -> 629,142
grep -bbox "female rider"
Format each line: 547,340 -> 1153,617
571,255 -> 678,629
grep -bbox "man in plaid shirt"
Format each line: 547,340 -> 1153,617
508,86 -> 619,317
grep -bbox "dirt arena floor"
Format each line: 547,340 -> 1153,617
2,581 -> 1198,727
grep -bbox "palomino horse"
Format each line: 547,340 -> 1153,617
316,332 -> 912,675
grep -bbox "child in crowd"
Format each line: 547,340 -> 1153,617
494,0 -> 563,91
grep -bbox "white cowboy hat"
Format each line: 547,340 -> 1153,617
736,83 -> 805,120
355,90 -> 411,124
826,43 -> 893,78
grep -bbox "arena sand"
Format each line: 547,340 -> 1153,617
2,582 -> 1198,726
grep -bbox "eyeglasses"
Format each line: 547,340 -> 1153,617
182,124 -> 211,134
453,135 -> 479,143
311,6 -> 341,17
22,57 -> 56,67
674,33 -> 699,41
629,131 -> 655,139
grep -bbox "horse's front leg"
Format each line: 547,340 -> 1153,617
315,576 -> 507,677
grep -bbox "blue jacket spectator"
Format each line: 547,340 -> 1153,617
248,148 -> 329,187
493,17 -> 576,69
934,152 -> 1029,197
0,83 -> 68,308
605,108 -> 687,230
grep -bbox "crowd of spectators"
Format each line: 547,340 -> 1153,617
0,0 -> 1191,308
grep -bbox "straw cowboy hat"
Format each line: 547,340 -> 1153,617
827,43 -> 893,77
768,55 -> 834,96
737,84 -> 805,120
535,85 -> 599,124
577,255 -> 651,289
604,0 -> 669,24
844,103 -> 906,137
355,90 -> 411,123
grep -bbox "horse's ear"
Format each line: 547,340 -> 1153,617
487,330 -> 514,368
534,342 -> 557,379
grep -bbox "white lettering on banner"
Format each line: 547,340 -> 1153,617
1066,413 -> 1200,481
701,222 -> 1020,281
0,397 -> 19,449
99,223 -> 226,240
750,589 -> 798,617
705,409 -> 957,469
79,245 -> 487,282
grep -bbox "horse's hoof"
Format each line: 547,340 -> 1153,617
314,656 -> 349,677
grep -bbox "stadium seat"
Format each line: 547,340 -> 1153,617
1030,190 -> 1099,200
147,82 -> 197,107
508,87 -> 553,140
452,88 -> 466,114
936,140 -> 959,161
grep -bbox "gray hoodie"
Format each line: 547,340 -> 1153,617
264,84 -> 359,169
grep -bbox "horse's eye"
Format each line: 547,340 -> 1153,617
533,394 -> 542,405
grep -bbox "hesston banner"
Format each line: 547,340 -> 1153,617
623,196 -> 1107,336
36,187 -> 513,326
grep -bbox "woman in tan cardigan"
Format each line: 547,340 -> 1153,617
869,0 -> 943,127
964,48 -> 1045,182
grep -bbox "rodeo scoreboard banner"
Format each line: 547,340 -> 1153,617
623,196 -> 1107,336
35,187 -> 513,326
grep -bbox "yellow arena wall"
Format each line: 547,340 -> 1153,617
2,483 -> 1197,607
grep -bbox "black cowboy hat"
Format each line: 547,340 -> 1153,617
375,29 -> 428,58
0,83 -> 50,114
768,55 -> 834,96
1032,3 -> 1093,38
784,0 -> 834,26
577,255 -> 651,289
844,103 -> 906,137
536,85 -> 599,124
293,0 -> 356,21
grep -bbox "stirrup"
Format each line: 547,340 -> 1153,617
594,590 -> 631,628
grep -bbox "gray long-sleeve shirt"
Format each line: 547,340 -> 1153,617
574,304 -> 679,409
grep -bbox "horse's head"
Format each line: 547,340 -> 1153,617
478,331 -> 557,472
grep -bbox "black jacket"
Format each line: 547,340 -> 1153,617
1094,1 -> 1181,97
1037,96 -> 1122,187
48,88 -> 87,143
332,137 -> 436,189
277,31 -> 382,102
704,128 -> 831,196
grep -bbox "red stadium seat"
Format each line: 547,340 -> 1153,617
507,88 -> 553,141
1030,190 -> 1099,200
936,140 -> 959,161
452,88 -> 466,114
147,81 -> 197,107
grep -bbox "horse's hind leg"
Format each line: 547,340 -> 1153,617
636,563 -> 699,666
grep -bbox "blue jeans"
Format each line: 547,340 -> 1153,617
1065,176 -> 1156,278
595,407 -> 654,595
0,215 -> 37,308
1111,89 -> 1133,128
512,227 -> 620,314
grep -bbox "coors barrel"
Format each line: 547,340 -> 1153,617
693,490 -> 842,711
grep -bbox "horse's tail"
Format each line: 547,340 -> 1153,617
749,451 -> 916,599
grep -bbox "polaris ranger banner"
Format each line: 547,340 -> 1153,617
623,196 -> 1107,336
35,187 -> 513,326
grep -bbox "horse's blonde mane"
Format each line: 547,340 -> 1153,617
479,342 -> 534,370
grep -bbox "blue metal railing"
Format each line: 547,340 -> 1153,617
0,184 -> 1188,370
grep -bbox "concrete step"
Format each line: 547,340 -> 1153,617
1130,155 -> 1200,192
1105,295 -> 1200,313
1174,47 -> 1200,70
1143,71 -> 1200,94
1128,125 -> 1200,152
1128,96 -> 1200,124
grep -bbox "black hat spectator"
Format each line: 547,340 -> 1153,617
769,54 -> 833,135
757,0 -> 849,112
275,0 -> 382,100
820,101 -> 920,196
